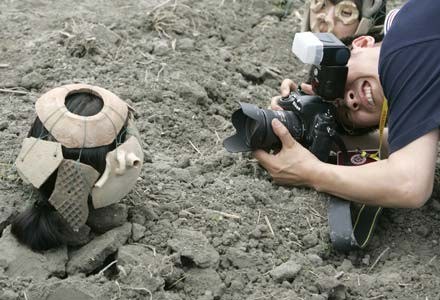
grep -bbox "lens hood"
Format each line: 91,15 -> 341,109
223,102 -> 262,153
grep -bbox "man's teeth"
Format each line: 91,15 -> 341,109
364,85 -> 374,105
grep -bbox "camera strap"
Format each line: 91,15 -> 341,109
328,99 -> 388,251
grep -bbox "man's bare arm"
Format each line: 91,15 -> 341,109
254,119 -> 438,208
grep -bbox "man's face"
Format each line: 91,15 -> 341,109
309,0 -> 360,39
335,36 -> 384,129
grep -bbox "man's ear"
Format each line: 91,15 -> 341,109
352,36 -> 376,48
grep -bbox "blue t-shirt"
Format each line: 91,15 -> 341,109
379,0 -> 440,153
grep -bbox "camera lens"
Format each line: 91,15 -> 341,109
245,118 -> 259,147
223,102 -> 304,153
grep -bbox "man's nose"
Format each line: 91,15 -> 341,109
344,90 -> 360,111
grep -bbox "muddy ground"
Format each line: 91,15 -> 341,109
2,0 -> 440,299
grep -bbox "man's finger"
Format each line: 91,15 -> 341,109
280,79 -> 297,97
300,83 -> 314,95
270,96 -> 283,110
272,119 -> 296,148
253,149 -> 272,168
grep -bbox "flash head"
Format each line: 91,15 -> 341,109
292,32 -> 350,66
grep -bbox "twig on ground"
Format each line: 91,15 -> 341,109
309,270 -> 319,278
428,255 -> 437,265
98,260 -> 118,276
0,88 -> 28,95
188,139 -> 202,155
0,64 -> 9,68
23,292 -> 28,300
398,282 -> 411,287
334,271 -> 344,280
146,245 -> 157,256
150,0 -> 172,13
168,275 -> 187,289
304,215 -> 313,230
264,215 -> 275,237
215,130 -> 221,144
156,63 -> 166,81
290,240 -> 303,248
256,209 -> 261,224
368,247 -> 390,273
205,208 -> 241,219
307,205 -> 325,220
368,295 -> 385,300
111,280 -> 122,300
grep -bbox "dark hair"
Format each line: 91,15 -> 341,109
11,92 -> 127,251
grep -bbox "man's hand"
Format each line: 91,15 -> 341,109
253,118 -> 321,186
270,79 -> 314,110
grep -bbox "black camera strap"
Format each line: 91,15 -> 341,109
328,195 -> 383,251
327,100 -> 388,251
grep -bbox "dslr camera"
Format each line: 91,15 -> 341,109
223,32 -> 350,162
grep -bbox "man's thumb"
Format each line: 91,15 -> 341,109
272,119 -> 295,148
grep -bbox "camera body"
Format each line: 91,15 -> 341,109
278,91 -> 337,161
223,32 -> 349,162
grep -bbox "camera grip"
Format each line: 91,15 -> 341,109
309,113 -> 335,162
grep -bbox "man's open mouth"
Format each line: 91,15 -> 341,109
362,81 -> 374,106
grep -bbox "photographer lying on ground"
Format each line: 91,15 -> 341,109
255,0 -> 439,208
302,0 -> 387,39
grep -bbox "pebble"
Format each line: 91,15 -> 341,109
269,261 -> 302,283
1,290 -> 18,300
20,71 -> 44,89
131,223 -> 146,241
0,121 -> 8,131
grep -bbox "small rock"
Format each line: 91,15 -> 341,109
416,224 -> 431,237
183,268 -> 224,299
362,254 -> 371,266
0,121 -> 8,131
46,287 -> 94,300
168,167 -> 192,182
218,48 -> 232,62
152,39 -> 170,56
307,254 -> 323,266
269,261 -> 302,283
87,203 -> 128,233
317,276 -> 346,299
168,229 -> 219,268
302,232 -> 319,248
0,227 -> 68,280
131,223 -> 146,241
20,71 -> 44,89
177,38 -> 195,51
339,259 -> 353,272
1,290 -> 19,300
64,224 -> 92,247
67,223 -> 132,274
225,248 -> 256,269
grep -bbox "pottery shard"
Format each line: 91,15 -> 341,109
15,138 -> 63,188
